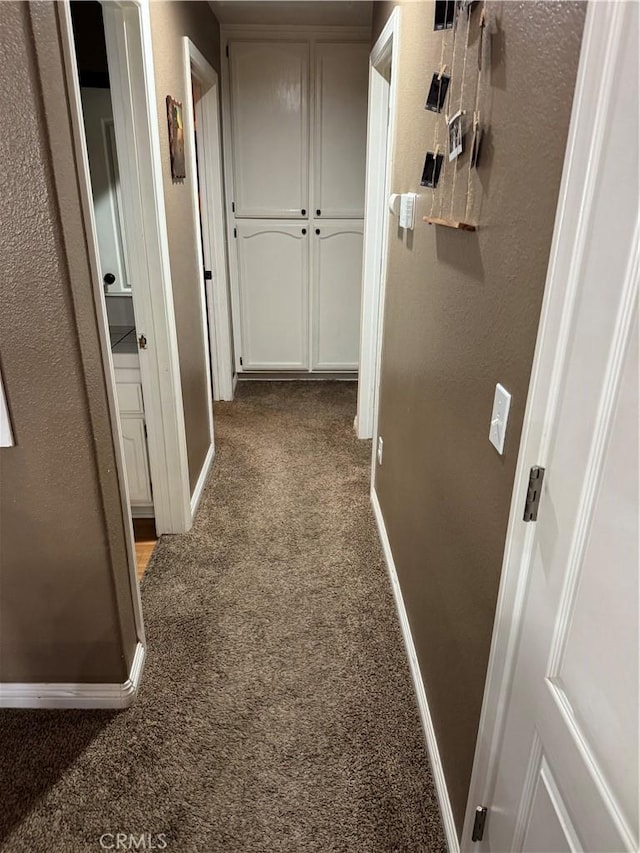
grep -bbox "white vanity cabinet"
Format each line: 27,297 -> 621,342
113,354 -> 153,511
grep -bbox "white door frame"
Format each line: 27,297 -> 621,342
61,0 -> 194,541
356,9 -> 400,440
461,4 -> 631,848
183,38 -> 235,403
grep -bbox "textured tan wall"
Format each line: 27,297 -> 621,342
149,2 -> 221,492
372,0 -> 586,834
0,2 -> 138,683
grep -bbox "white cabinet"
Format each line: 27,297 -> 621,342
120,417 -> 152,505
314,43 -> 370,218
312,221 -> 364,370
113,355 -> 153,511
236,221 -> 309,369
226,36 -> 368,373
229,42 -> 309,218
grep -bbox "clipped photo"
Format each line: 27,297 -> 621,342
448,111 -> 464,162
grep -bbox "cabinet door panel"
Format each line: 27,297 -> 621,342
237,222 -> 309,369
229,42 -> 309,217
120,416 -> 152,505
314,43 -> 369,218
312,221 -> 363,371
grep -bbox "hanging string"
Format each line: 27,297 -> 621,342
430,3 -> 450,218
439,1 -> 460,219
449,3 -> 471,220
464,1 -> 487,223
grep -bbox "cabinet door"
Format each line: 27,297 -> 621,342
237,221 -> 309,369
314,43 -> 369,218
229,41 -> 309,217
120,416 -> 153,506
312,221 -> 363,371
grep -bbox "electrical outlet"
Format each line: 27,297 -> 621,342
377,436 -> 384,465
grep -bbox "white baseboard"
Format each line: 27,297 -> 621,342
190,443 -> 215,519
371,488 -> 460,853
0,641 -> 146,709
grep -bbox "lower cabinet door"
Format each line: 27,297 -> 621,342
312,220 -> 364,370
120,416 -> 153,505
236,220 -> 309,369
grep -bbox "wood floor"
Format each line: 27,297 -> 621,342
133,518 -> 158,581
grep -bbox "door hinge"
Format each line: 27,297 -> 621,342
232,201 -> 235,213
204,269 -> 212,281
226,44 -> 229,58
472,806 -> 487,842
523,465 -> 545,522
239,356 -> 243,366
143,423 -> 148,439
138,334 -> 147,350
234,227 -> 237,238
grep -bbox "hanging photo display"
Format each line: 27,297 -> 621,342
421,151 -> 444,188
448,111 -> 464,161
434,0 -> 455,30
425,73 -> 450,113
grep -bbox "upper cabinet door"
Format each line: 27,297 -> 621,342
314,43 -> 369,218
229,42 -> 309,217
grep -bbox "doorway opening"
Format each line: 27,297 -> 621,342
69,1 -> 156,578
183,38 -> 235,404
62,0 -> 194,550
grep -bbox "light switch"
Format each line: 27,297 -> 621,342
399,193 -> 416,230
489,383 -> 511,455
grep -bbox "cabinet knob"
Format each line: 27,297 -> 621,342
301,209 -> 306,216
302,228 -> 307,235
316,209 -> 321,216
103,272 -> 116,285
315,228 -> 320,235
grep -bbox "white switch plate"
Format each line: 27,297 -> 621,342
399,193 -> 416,230
489,383 -> 511,455
377,436 -> 384,465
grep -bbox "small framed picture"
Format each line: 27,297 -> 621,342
448,110 -> 464,162
421,152 -> 444,188
166,96 -> 186,180
425,73 -> 450,113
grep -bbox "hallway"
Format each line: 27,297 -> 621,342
0,383 -> 445,852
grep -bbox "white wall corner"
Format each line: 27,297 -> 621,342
0,642 -> 146,710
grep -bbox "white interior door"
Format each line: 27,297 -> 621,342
312,221 -> 363,370
236,221 -> 309,369
81,87 -> 130,295
314,42 -> 369,218
229,41 -> 309,218
477,6 -> 638,851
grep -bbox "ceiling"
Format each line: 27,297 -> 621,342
209,1 -> 373,28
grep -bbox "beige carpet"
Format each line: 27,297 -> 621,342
0,382 -> 446,852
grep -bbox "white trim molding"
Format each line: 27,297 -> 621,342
0,643 -> 146,710
461,3 -> 633,848
357,8 -> 400,440
371,487 -> 461,853
190,442 -> 215,519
